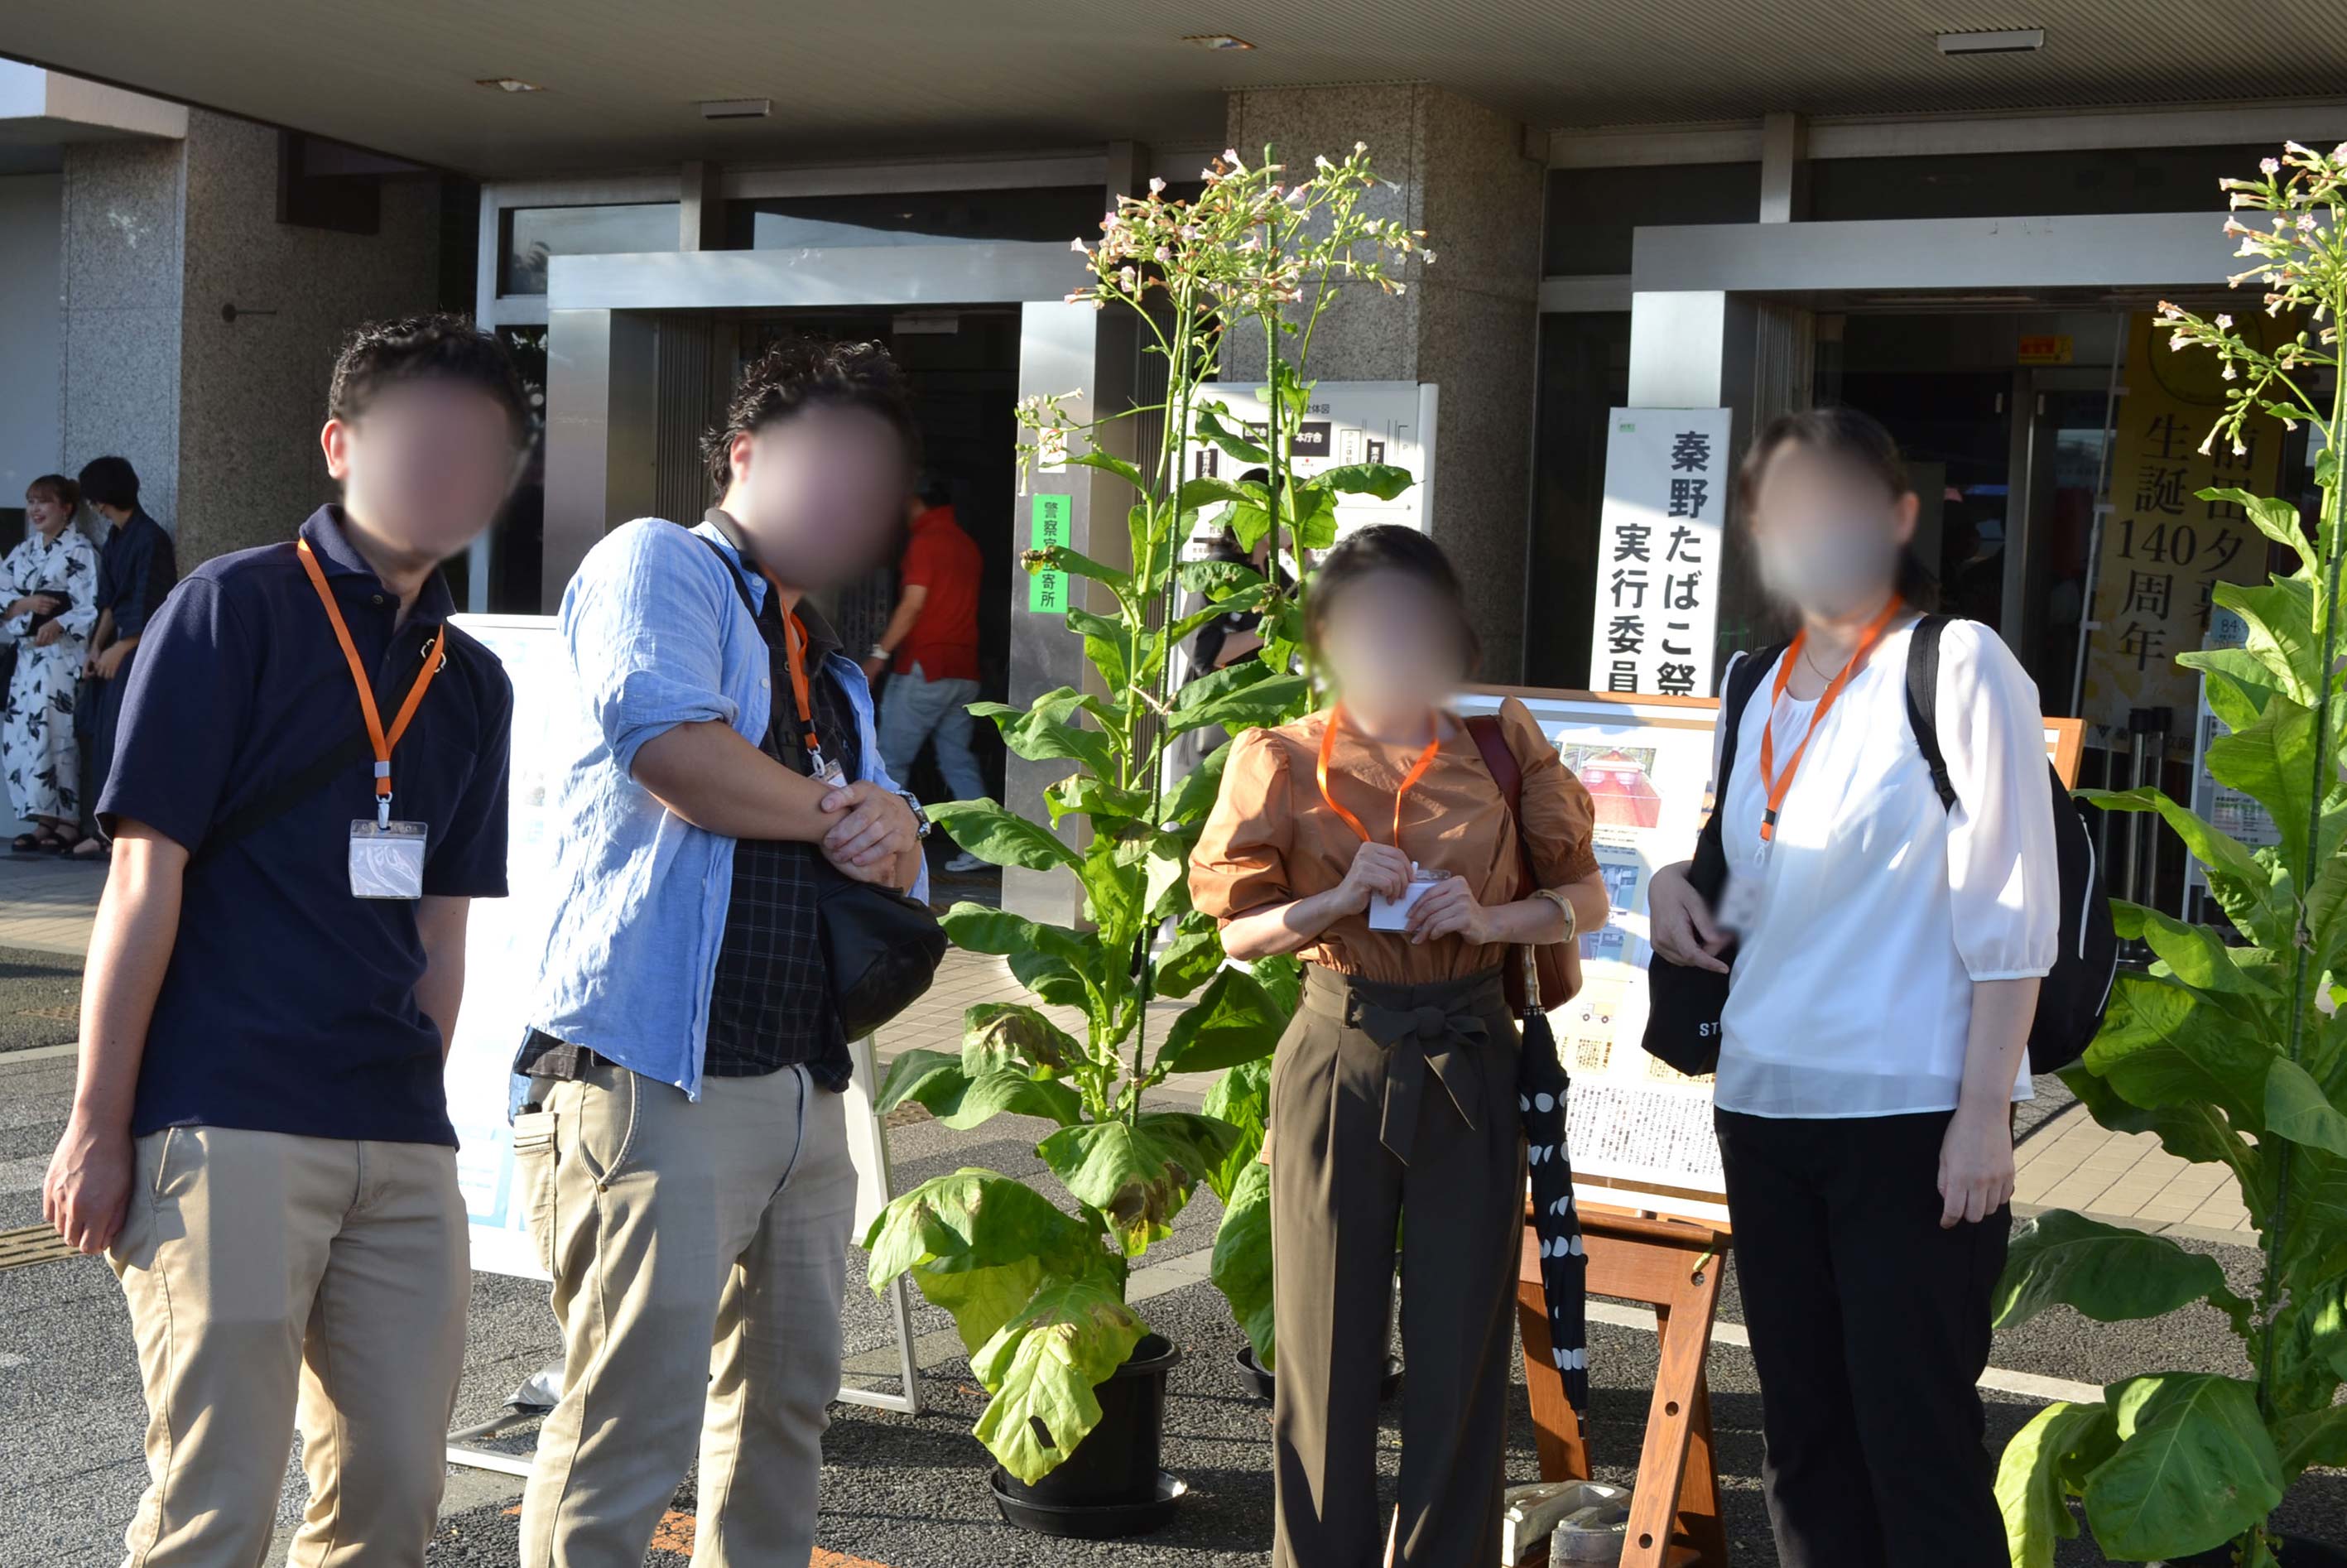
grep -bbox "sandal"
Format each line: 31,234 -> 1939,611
9,832 -> 39,854
70,835 -> 108,861
41,828 -> 85,855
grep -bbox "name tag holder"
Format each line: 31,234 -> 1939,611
350,819 -> 430,900
295,537 -> 443,902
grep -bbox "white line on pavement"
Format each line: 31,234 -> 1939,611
1584,1298 -> 2104,1407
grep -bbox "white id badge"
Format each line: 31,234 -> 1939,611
811,750 -> 849,790
1715,865 -> 1764,936
1368,864 -> 1442,931
349,820 -> 429,900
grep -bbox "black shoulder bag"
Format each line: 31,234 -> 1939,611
1640,643 -> 1782,1077
694,528 -> 945,1040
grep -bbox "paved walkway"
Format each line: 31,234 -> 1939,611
0,853 -> 2258,1243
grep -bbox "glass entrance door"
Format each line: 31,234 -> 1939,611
1819,315 -> 2123,715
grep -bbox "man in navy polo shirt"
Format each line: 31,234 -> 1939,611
41,315 -> 526,1568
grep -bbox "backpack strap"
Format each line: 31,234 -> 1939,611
187,729 -> 372,869
1711,642 -> 1782,809
694,528 -> 765,622
1464,713 -> 1532,895
1904,613 -> 1959,811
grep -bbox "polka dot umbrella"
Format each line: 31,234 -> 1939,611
1519,1006 -> 1588,1409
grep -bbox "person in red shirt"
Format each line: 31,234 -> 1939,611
866,479 -> 989,870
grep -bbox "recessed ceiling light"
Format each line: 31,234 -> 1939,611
476,77 -> 544,93
1182,33 -> 1256,51
1936,27 -> 2046,55
699,98 -> 772,120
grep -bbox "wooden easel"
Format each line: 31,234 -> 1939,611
1518,1204 -> 1731,1568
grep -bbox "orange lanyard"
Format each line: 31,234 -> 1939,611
1756,595 -> 1902,844
1316,705 -> 1443,849
756,564 -> 826,767
294,538 -> 442,827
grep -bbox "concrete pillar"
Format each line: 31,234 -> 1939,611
59,108 -> 443,569
60,135 -> 185,532
679,161 -> 725,252
1758,113 -> 1810,224
1222,84 -> 1544,679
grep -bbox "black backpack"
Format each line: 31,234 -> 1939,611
1643,618 -> 2117,1079
1905,615 -> 2118,1076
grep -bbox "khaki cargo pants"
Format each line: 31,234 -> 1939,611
108,1126 -> 469,1568
515,1060 -> 855,1568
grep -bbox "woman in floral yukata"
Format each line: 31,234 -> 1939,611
2,474 -> 101,851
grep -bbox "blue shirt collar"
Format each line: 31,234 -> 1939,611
298,505 -> 456,625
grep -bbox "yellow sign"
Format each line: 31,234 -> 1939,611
2018,334 -> 2073,365
2080,311 -> 2287,743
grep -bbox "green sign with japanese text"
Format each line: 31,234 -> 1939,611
1028,493 -> 1071,613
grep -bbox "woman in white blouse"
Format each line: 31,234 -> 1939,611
1649,407 -> 2056,1568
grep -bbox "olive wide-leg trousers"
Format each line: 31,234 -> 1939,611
1269,964 -> 1526,1568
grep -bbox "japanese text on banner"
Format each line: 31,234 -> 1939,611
2080,310 -> 2287,742
1588,408 -> 1732,700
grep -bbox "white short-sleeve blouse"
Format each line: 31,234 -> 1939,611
1714,618 -> 2060,1118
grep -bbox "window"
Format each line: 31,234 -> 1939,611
1542,164 -> 1760,276
500,203 -> 679,296
1526,312 -> 1632,687
1806,145 -> 2275,223
724,187 -> 1102,251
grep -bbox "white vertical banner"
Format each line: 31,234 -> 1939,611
1587,407 -> 1732,698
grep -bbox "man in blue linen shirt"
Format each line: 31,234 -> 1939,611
514,337 -> 928,1568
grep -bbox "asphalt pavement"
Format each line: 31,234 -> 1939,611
7,1043 -> 2334,1568
2,937 -> 2335,1567
0,945 -> 81,1055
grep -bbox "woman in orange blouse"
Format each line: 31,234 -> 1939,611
1190,525 -> 1609,1568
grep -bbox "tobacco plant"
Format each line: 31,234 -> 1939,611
1994,141 -> 2347,1567
859,146 -> 1428,1482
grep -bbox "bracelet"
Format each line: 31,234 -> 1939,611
1532,887 -> 1577,944
868,643 -> 892,660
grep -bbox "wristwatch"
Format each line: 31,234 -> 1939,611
869,643 -> 892,661
898,791 -> 933,839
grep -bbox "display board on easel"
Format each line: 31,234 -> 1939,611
442,615 -> 921,1418
1465,680 -> 2086,1566
1456,682 -> 2089,1228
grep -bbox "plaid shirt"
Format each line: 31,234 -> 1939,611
518,522 -> 863,1091
700,580 -> 861,1085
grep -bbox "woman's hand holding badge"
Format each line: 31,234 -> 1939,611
1405,875 -> 1490,945
1648,860 -> 1730,973
1332,840 -> 1412,916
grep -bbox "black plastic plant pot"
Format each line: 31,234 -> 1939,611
2168,1540 -> 2347,1568
1235,1344 -> 1403,1404
989,1335 -> 1186,1538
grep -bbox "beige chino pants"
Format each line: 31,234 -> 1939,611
108,1126 -> 469,1568
516,1060 -> 855,1568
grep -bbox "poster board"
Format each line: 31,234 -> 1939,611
440,616 -> 906,1282
1184,379 -> 1437,536
2184,606 -> 2280,922
1459,683 -> 2085,1226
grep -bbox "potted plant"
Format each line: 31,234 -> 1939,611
1992,140 -> 2347,1568
859,146 -> 1429,1534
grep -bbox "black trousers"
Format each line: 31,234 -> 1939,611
1715,1108 -> 2010,1568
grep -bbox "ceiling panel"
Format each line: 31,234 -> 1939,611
4,0 -> 2344,177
